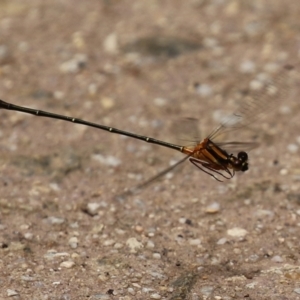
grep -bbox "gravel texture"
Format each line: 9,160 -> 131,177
1,1 -> 300,299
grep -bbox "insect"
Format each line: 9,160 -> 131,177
0,63 -> 294,192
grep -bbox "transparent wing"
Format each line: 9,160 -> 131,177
171,117 -> 201,147
208,64 -> 297,141
214,141 -> 259,153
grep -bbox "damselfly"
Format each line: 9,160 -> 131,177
0,63 -> 294,192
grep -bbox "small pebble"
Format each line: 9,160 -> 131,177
114,243 -> 123,249
101,97 -> 115,109
59,54 -> 87,74
146,240 -> 155,248
135,225 -> 144,233
128,287 -> 135,295
195,83 -> 213,97
21,275 -> 35,281
72,31 -> 85,49
205,202 -> 220,214
179,217 -> 187,224
103,32 -> 119,54
7,289 -> 19,297
249,79 -> 263,91
247,254 -> 260,262
103,239 -> 114,246
153,253 -> 161,259
150,293 -> 161,299
68,237 -> 78,249
126,237 -> 143,253
20,224 -> 29,230
216,237 -> 227,245
189,239 -> 201,246
24,232 -> 33,240
227,227 -> 248,238
60,260 -> 75,268
86,202 -> 101,216
92,154 -> 121,167
153,97 -> 168,106
203,37 -> 218,48
287,144 -> 298,154
246,282 -> 258,289
98,273 -> 109,281
44,249 -> 70,260
88,83 -> 98,96
279,105 -> 291,114
200,286 -> 214,296
46,216 -> 65,225
294,288 -> 300,295
239,60 -> 256,73
280,168 -> 288,175
271,255 -> 283,263
53,91 -> 65,100
255,209 -> 274,218
94,295 -> 110,299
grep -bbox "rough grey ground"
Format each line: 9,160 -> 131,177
1,1 -> 300,299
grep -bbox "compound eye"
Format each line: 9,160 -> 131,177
241,163 -> 249,172
238,151 -> 248,162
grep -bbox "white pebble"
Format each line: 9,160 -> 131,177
103,32 -> 119,55
92,154 -> 121,167
46,216 -> 65,225
205,202 -> 220,213
239,60 -> 256,74
114,242 -> 123,249
203,37 -> 218,48
21,275 -> 35,281
189,239 -> 201,246
128,287 -> 135,295
195,83 -> 213,97
280,168 -> 288,175
246,282 -> 258,289
24,232 -> 33,240
279,105 -> 291,115
153,253 -> 161,259
271,255 -> 283,263
126,237 -> 143,252
287,144 -> 298,154
150,293 -> 161,299
86,202 -> 101,215
227,227 -> 248,238
54,252 -> 70,258
179,217 -> 187,224
7,289 -> 19,297
59,54 -> 87,74
146,240 -> 155,248
101,97 -> 115,109
216,237 -> 227,245
103,239 -> 114,246
200,286 -> 214,296
53,91 -> 65,100
255,209 -> 274,218
44,249 -> 70,260
154,97 -> 168,106
68,237 -> 78,249
249,79 -> 263,91
60,260 -> 75,268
